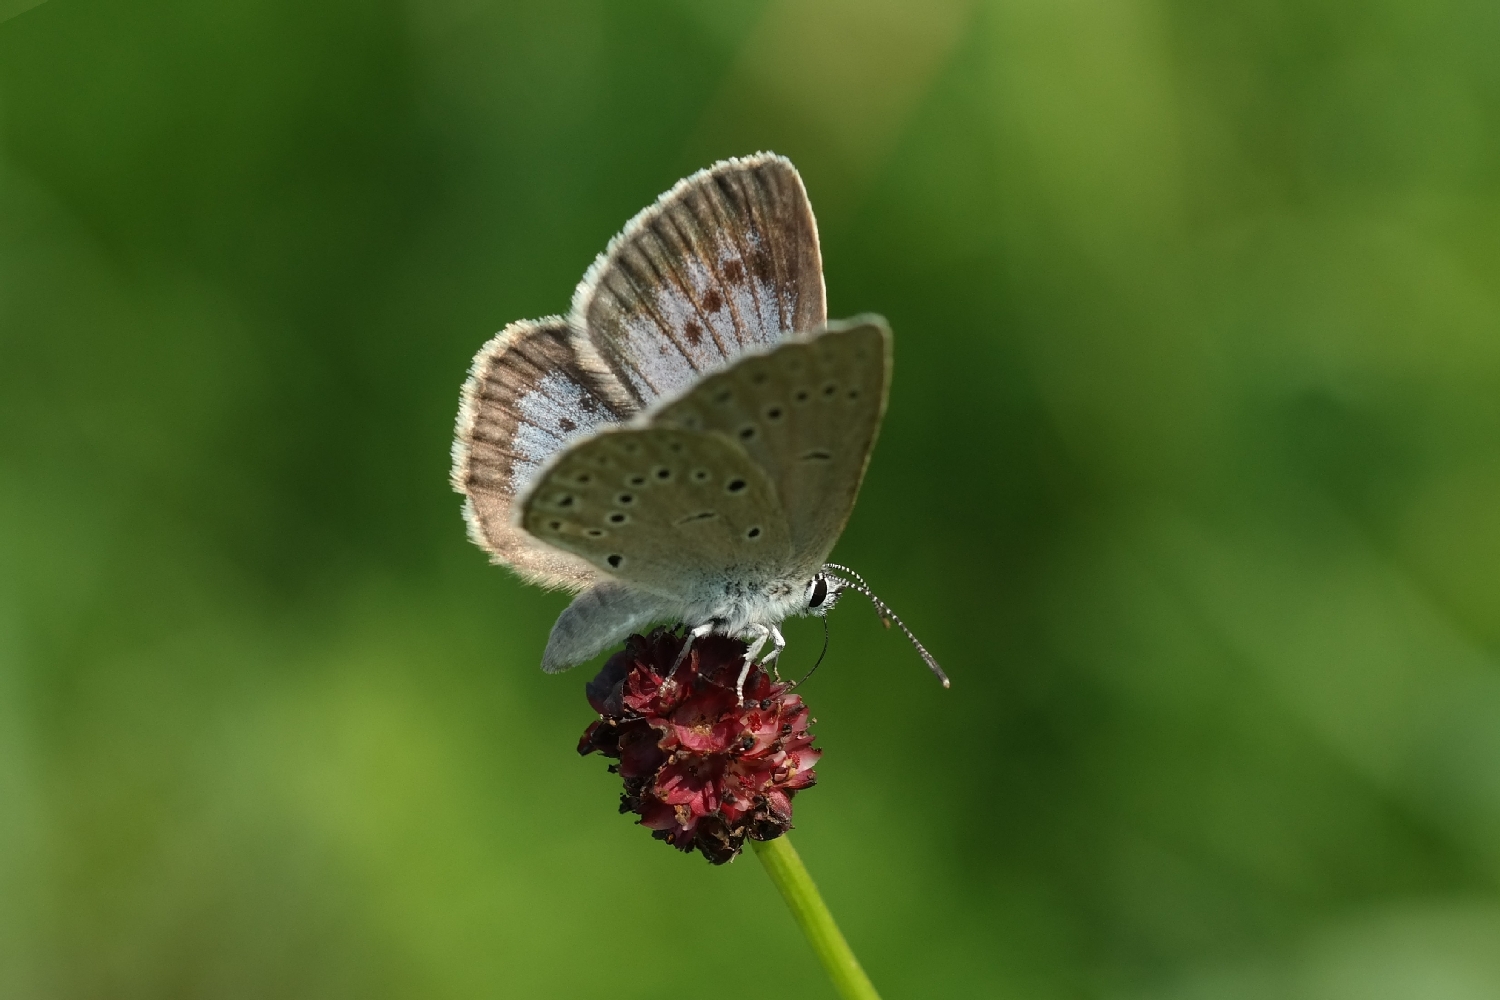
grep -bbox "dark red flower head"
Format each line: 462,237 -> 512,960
577,629 -> 821,864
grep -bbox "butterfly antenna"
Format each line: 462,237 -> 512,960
788,616 -> 830,692
823,563 -> 950,688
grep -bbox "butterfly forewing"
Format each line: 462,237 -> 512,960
518,426 -> 794,596
649,318 -> 891,566
452,319 -> 635,589
571,153 -> 825,408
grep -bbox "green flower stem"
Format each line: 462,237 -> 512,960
752,835 -> 882,1000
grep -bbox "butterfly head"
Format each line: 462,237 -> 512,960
803,573 -> 845,618
806,563 -> 950,688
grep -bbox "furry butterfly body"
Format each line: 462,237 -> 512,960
452,154 -> 944,687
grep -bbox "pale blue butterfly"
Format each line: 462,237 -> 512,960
451,153 -> 946,697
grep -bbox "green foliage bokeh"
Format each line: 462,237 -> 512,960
3,1 -> 1500,997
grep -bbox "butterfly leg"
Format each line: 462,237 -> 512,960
759,624 -> 787,680
668,621 -> 717,678
736,624 -> 771,704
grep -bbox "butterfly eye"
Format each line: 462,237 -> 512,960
807,577 -> 829,608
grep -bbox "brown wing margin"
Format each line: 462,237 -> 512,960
569,152 -> 826,407
452,318 -> 634,590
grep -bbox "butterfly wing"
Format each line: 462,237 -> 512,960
452,319 -> 636,589
649,317 -> 891,567
516,424 -> 794,596
571,153 -> 825,408
541,581 -> 680,673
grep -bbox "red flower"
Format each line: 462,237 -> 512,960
577,629 -> 822,864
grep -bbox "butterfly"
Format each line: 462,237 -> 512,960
451,153 -> 946,698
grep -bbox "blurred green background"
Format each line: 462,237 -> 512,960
3,0 -> 1500,997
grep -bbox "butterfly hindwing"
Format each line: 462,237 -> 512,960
452,319 -> 635,589
517,425 -> 794,596
571,153 -> 826,408
649,318 -> 891,566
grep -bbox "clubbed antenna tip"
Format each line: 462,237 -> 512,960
824,563 -> 950,688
